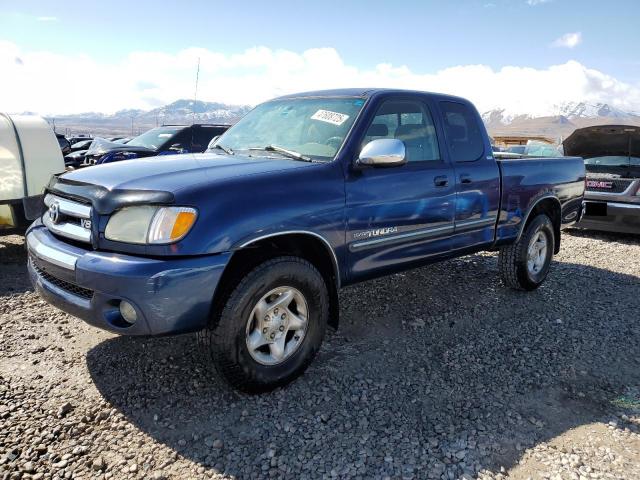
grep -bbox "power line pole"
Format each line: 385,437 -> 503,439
192,57 -> 200,125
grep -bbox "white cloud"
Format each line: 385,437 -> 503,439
527,0 -> 552,5
36,16 -> 58,22
552,32 -> 582,49
1,40 -> 639,118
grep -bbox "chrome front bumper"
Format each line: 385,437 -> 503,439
27,227 -> 82,270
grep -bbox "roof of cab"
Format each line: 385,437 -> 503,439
274,88 -> 470,103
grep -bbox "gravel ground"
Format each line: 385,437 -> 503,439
1,230 -> 639,480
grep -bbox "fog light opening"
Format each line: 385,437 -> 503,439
119,301 -> 138,325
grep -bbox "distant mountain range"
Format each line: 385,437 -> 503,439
47,99 -> 252,137
482,102 -> 640,141
47,98 -> 640,142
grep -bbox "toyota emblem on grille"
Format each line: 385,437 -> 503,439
49,201 -> 61,224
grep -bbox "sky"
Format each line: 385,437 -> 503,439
1,0 -> 640,116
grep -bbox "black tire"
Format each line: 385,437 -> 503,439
499,214 -> 555,291
198,256 -> 329,393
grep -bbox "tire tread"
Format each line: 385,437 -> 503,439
498,214 -> 554,291
198,256 -> 328,393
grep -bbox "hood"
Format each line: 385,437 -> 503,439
85,137 -> 156,156
563,125 -> 640,178
57,152 -> 316,193
563,125 -> 640,158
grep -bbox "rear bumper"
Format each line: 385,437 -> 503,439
26,224 -> 231,336
577,201 -> 640,234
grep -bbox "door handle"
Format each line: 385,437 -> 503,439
460,174 -> 473,184
434,175 -> 449,187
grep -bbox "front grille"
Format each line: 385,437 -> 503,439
586,178 -> 633,193
43,194 -> 93,243
31,260 -> 94,300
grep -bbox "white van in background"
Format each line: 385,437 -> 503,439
0,114 -> 65,233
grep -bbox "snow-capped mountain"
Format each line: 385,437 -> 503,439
143,99 -> 252,124
481,101 -> 640,138
555,102 -> 636,120
482,102 -> 639,126
481,109 -> 532,126
47,99 -> 252,136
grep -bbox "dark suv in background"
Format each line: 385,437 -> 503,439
78,124 -> 230,167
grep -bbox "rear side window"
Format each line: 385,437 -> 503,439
440,101 -> 484,162
165,129 -> 191,150
192,127 -> 226,152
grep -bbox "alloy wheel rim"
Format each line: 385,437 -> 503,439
527,231 -> 548,275
245,286 -> 309,366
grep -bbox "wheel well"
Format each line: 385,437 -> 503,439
523,198 -> 562,253
212,234 -> 340,330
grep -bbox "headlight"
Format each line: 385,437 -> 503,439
105,206 -> 197,244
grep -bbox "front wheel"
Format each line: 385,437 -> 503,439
499,214 -> 555,291
198,256 -> 329,393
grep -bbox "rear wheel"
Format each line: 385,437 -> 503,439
198,256 -> 329,393
499,214 -> 554,291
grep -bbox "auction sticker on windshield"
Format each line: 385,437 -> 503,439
311,110 -> 350,126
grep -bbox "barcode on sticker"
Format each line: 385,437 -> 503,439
311,110 -> 349,126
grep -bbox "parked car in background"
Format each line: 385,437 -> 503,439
26,89 -> 584,392
67,135 -> 92,145
0,114 -> 64,233
64,149 -> 89,169
523,141 -> 562,157
505,141 -> 562,158
80,124 -> 230,167
565,125 -> 640,234
68,139 -> 93,153
507,145 -> 527,155
56,133 -> 71,155
63,139 -> 94,168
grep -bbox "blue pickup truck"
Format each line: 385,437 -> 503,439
26,89 -> 585,392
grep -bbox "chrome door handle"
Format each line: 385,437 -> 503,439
434,176 -> 449,187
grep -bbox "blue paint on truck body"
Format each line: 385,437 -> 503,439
26,89 -> 585,335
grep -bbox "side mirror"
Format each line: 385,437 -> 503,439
357,139 -> 406,167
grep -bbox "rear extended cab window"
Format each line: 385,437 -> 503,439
440,101 -> 484,162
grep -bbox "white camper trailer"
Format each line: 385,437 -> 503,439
0,114 -> 65,233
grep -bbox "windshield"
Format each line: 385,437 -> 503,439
85,137 -> 125,156
127,126 -> 184,150
74,140 -> 92,149
216,97 -> 366,161
524,141 -> 561,157
507,146 -> 526,155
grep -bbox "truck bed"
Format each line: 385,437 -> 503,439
495,155 -> 586,244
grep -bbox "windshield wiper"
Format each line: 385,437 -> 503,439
211,143 -> 234,155
249,144 -> 313,162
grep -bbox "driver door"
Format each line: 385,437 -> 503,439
345,96 -> 456,281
